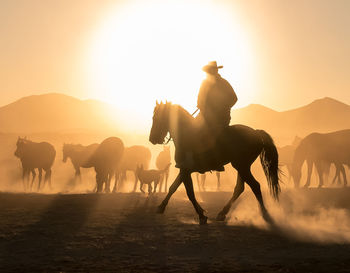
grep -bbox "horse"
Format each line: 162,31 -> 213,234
155,146 -> 171,192
149,102 -> 280,225
14,137 -> 56,191
135,163 -> 171,194
291,130 -> 350,188
196,171 -> 221,192
119,145 -> 151,192
62,143 -> 99,182
91,137 -> 124,193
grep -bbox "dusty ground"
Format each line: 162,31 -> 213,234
1,189 -> 350,272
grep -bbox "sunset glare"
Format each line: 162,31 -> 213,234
85,0 -> 255,123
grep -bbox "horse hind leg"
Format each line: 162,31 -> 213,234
216,174 -> 244,221
165,170 -> 169,193
104,172 -> 111,193
303,159 -> 313,188
112,171 -> 119,193
43,169 -> 52,191
241,169 -> 274,225
340,164 -> 347,187
201,174 -> 206,192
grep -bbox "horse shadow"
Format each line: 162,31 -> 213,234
0,193 -> 101,271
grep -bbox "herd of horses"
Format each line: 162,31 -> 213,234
13,101 -> 350,224
15,138 -> 171,193
279,130 -> 350,188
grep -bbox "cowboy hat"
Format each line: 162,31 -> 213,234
202,61 -> 223,72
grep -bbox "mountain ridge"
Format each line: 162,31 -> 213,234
1,93 -> 350,145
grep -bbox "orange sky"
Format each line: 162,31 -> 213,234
1,0 -> 349,112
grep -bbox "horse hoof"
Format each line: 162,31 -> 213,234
199,216 -> 208,225
156,205 -> 165,214
216,213 -> 226,221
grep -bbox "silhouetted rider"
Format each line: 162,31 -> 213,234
176,61 -> 237,172
196,61 -> 237,132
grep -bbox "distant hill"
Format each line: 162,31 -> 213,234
1,93 -> 350,145
0,93 -> 122,134
232,97 -> 350,145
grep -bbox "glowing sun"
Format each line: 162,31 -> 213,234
85,0 -> 255,129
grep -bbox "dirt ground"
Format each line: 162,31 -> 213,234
1,189 -> 350,272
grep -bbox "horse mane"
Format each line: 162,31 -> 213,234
169,103 -> 195,128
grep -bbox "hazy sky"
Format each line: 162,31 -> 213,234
1,0 -> 349,111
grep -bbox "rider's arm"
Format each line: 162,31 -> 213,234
223,79 -> 237,107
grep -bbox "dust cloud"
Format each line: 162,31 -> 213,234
227,188 -> 350,244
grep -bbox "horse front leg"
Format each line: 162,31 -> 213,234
183,171 -> 207,225
243,170 -> 274,225
22,168 -> 27,191
157,172 -> 182,213
216,174 -> 244,221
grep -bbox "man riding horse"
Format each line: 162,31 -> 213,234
176,61 -> 237,171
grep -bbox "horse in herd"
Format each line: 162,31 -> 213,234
62,143 -> 99,182
291,129 -> 350,188
14,137 -> 56,191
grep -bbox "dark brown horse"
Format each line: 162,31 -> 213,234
291,130 -> 350,188
62,143 -> 99,181
155,146 -> 171,192
149,102 -> 280,225
14,137 -> 56,191
91,137 -> 124,193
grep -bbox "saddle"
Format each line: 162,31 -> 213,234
175,123 -> 228,173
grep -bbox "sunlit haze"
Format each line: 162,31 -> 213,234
85,0 -> 255,125
1,0 -> 350,130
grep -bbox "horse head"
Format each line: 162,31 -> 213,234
14,137 -> 28,158
62,143 -> 73,163
149,101 -> 171,145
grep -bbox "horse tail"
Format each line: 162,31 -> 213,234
257,130 -> 281,200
